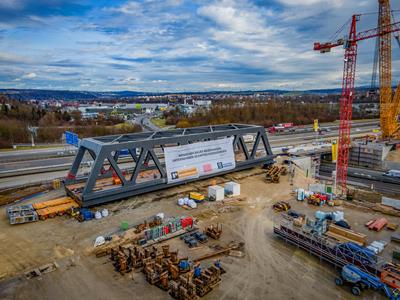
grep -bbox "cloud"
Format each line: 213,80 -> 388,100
276,0 -> 344,7
22,72 -> 37,79
0,0 -> 398,91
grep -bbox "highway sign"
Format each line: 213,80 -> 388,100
65,131 -> 80,147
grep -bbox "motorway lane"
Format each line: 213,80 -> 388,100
319,172 -> 400,195
0,146 -> 77,163
319,162 -> 400,184
0,156 -> 75,171
319,161 -> 400,195
0,125 -> 378,175
0,119 -> 378,163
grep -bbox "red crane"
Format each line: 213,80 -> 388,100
314,13 -> 400,195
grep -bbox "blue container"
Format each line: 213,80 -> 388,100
80,208 -> 93,221
179,260 -> 189,270
194,266 -> 202,277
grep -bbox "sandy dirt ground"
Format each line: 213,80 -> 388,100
386,149 -> 400,162
0,165 -> 395,300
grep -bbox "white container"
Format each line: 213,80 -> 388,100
297,188 -> 305,201
208,185 -> 225,201
224,181 -> 240,196
366,245 -> 379,254
183,197 -> 189,205
101,209 -> 109,218
178,198 -> 185,206
377,240 -> 388,247
371,241 -> 384,253
95,211 -> 102,219
332,211 -> 344,222
188,200 -> 197,209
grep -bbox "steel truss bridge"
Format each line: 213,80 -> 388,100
65,124 -> 274,207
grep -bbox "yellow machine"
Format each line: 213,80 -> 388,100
189,192 -> 205,202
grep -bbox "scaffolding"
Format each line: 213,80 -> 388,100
65,124 -> 274,207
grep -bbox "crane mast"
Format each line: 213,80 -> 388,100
337,15 -> 358,194
379,0 -> 394,139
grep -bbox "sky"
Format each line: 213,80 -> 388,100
0,0 -> 399,92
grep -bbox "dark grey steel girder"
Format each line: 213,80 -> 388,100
64,123 -> 274,207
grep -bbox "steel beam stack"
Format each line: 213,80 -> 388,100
65,124 -> 274,207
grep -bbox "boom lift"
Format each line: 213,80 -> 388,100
313,0 -> 400,194
335,264 -> 399,299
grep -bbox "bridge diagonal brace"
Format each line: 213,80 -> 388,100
128,148 -> 138,162
147,149 -> 166,178
66,146 -> 86,182
238,136 -> 250,160
83,151 -> 107,195
250,132 -> 261,159
106,154 -> 127,185
129,148 -> 147,184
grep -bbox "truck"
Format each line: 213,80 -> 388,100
268,123 -> 294,134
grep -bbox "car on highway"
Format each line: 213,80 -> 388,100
383,169 -> 400,178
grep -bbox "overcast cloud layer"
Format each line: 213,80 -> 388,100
0,0 -> 399,92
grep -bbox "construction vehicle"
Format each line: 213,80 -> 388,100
272,201 -> 291,212
307,194 -> 328,206
314,0 -> 400,195
381,263 -> 400,290
189,192 -> 205,203
335,264 -> 400,298
204,223 -> 222,240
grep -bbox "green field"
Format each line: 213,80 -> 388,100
151,117 -> 167,128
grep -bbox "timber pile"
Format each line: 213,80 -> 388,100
193,241 -> 244,262
325,224 -> 367,246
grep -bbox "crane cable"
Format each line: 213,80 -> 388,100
328,18 -> 351,42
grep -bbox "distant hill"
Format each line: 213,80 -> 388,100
0,89 -> 149,101
0,86 -> 375,101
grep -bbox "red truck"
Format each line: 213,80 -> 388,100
268,123 -> 293,134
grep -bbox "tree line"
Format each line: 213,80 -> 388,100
0,94 -> 141,148
162,99 -> 339,128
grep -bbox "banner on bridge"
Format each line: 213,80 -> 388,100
164,137 -> 235,183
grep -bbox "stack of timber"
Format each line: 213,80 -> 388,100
325,224 -> 367,246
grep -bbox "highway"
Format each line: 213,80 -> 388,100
0,124 -> 378,175
319,162 -> 400,195
0,119 -> 380,189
